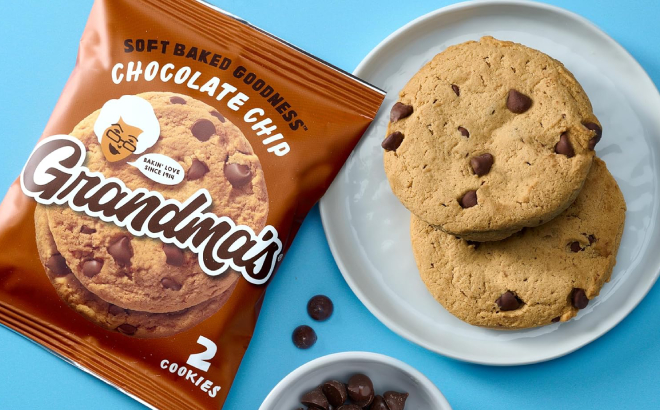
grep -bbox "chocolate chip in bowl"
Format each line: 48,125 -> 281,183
259,352 -> 451,410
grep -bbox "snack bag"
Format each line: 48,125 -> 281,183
0,0 -> 384,408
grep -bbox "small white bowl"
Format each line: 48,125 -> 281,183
259,351 -> 452,410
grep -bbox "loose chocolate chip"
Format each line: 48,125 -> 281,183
117,324 -> 137,336
458,126 -> 470,138
169,96 -> 186,104
506,89 -> 532,114
384,391 -> 409,410
370,395 -> 389,410
108,305 -> 126,316
46,254 -> 70,276
459,190 -> 478,208
322,380 -> 347,407
551,316 -> 561,323
301,386 -> 329,410
570,241 -> 582,252
470,153 -> 494,176
292,325 -> 317,349
191,119 -> 216,141
224,163 -> 252,187
588,234 -> 596,244
82,259 -> 103,277
210,110 -> 226,123
307,295 -> 334,321
452,84 -> 460,96
347,374 -> 374,407
496,291 -> 521,311
338,405 -> 361,410
555,132 -> 575,158
572,288 -> 589,309
584,122 -> 602,150
389,102 -> 414,122
107,236 -> 133,267
382,131 -> 404,151
163,244 -> 184,266
187,159 -> 209,181
80,225 -> 96,234
161,277 -> 182,291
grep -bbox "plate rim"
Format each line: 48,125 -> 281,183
319,0 -> 660,365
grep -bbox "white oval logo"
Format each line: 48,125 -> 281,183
128,153 -> 185,186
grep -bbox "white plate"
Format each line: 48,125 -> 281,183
259,352 -> 452,410
319,0 -> 660,365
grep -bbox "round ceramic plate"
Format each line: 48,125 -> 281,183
319,0 -> 660,365
259,352 -> 452,410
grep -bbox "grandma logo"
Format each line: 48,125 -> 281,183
20,136 -> 281,285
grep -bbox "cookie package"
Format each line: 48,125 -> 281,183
0,1 -> 384,409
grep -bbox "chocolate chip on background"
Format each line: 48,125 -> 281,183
46,254 -> 70,276
470,153 -> 494,176
458,126 -> 470,138
80,225 -> 96,234
506,89 -> 532,114
555,132 -> 575,158
347,373 -> 374,407
572,288 -> 589,309
224,163 -> 252,187
370,395 -> 389,410
292,325 -> 317,349
107,236 -> 133,267
583,122 -> 603,150
82,259 -> 103,277
108,305 -> 126,316
569,241 -> 582,253
338,405 -> 361,410
496,291 -> 522,311
381,131 -> 404,151
187,159 -> 209,181
300,386 -> 329,410
459,190 -> 478,208
390,102 -> 414,123
163,244 -> 184,266
161,277 -> 182,291
117,324 -> 137,336
322,380 -> 347,407
191,118 -> 216,141
307,295 -> 334,321
384,391 -> 409,410
210,110 -> 226,123
451,84 -> 460,96
169,96 -> 186,105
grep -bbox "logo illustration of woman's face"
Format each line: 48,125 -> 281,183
101,117 -> 143,162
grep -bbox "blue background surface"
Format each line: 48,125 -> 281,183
1,0 -> 659,409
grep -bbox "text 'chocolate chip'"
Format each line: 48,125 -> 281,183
506,89 -> 532,114
390,102 -> 414,122
470,153 -> 494,176
224,163 -> 252,187
382,131 -> 404,151
555,132 -> 575,158
459,190 -> 478,208
496,291 -> 521,311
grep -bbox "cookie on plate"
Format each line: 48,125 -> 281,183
410,158 -> 625,329
43,91 -> 268,313
35,206 -> 236,338
384,36 -> 602,241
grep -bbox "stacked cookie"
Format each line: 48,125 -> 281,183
382,37 -> 626,329
35,92 -> 269,338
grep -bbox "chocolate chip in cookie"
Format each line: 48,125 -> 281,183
187,159 -> 209,181
82,259 -> 103,277
210,110 -> 226,122
459,190 -> 478,208
382,131 -> 404,151
390,102 -> 414,123
225,163 -> 252,187
191,119 -> 216,141
572,288 -> 589,309
506,89 -> 532,113
46,254 -> 71,276
108,236 -> 133,267
163,244 -> 184,266
583,122 -> 602,150
451,84 -> 460,96
161,277 -> 182,291
555,132 -> 575,158
496,291 -> 522,311
470,153 -> 493,176
169,96 -> 186,105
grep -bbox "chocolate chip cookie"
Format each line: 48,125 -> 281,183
411,158 -> 625,329
384,36 -> 602,241
42,91 -> 268,313
35,206 -> 236,338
